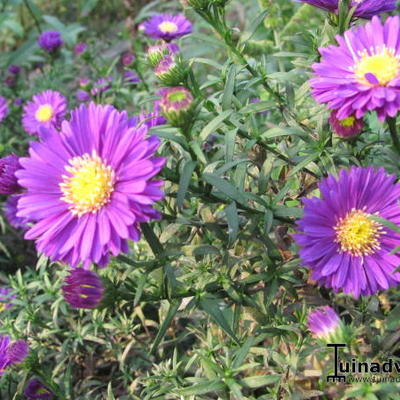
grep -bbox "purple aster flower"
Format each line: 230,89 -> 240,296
74,42 -> 87,55
123,71 -> 141,85
0,97 -> 9,123
143,14 -> 192,41
16,102 -> 165,268
121,52 -> 135,66
76,90 -> 90,102
295,167 -> 400,298
0,154 -> 20,194
307,306 -> 340,338
62,269 -> 104,309
296,0 -> 396,19
24,378 -> 53,400
329,110 -> 363,138
37,31 -> 63,53
91,77 -> 112,96
4,195 -> 31,230
8,65 -> 20,75
147,43 -> 180,67
0,287 -> 15,311
22,90 -> 67,136
0,335 -> 28,374
311,16 -> 400,121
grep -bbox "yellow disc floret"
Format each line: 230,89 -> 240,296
354,47 -> 399,86
35,104 -> 54,122
340,116 -> 356,127
158,21 -> 178,33
60,151 -> 115,217
334,208 -> 384,256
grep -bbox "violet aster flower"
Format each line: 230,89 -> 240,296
4,195 -> 31,230
311,16 -> 400,121
329,110 -> 363,138
37,31 -> 63,52
74,42 -> 87,55
8,65 -> 20,75
0,335 -> 28,374
91,77 -> 112,96
0,287 -> 15,311
22,90 -> 67,136
76,90 -> 90,102
62,269 -> 104,309
296,0 -> 396,19
16,102 -> 165,268
0,154 -> 20,194
307,306 -> 340,338
24,378 -> 53,400
0,96 -> 9,123
123,71 -> 141,85
143,14 -> 192,41
295,167 -> 400,298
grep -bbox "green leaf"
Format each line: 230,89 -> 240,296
222,65 -> 236,110
199,110 -> 233,141
240,9 -> 269,43
202,173 -> 247,205
150,300 -> 181,354
239,374 -> 280,388
225,202 -> 239,247
177,160 -> 197,208
239,100 -> 275,114
200,295 -> 239,343
176,380 -> 225,396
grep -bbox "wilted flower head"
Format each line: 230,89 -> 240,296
0,335 -> 28,374
0,287 -> 15,311
17,103 -> 165,268
307,306 -> 340,338
76,90 -> 90,102
74,42 -> 88,55
22,90 -> 67,136
0,96 -> 9,123
121,52 -> 135,66
329,110 -> 363,138
91,76 -> 112,96
24,378 -> 53,400
8,65 -> 20,75
4,195 -> 30,230
62,269 -> 104,309
147,43 -> 180,67
0,154 -> 20,194
295,167 -> 400,297
38,31 -> 63,52
143,14 -> 192,41
295,0 -> 396,19
311,16 -> 400,121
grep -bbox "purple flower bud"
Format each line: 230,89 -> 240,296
0,97 -> 8,123
6,340 -> 29,364
74,42 -> 88,55
79,77 -> 90,87
123,71 -> 141,85
121,52 -> 135,66
24,379 -> 54,400
76,90 -> 90,102
8,65 -> 20,75
91,77 -> 112,96
38,31 -> 63,53
307,306 -> 340,339
329,110 -> 364,138
0,155 -> 20,194
62,269 -> 104,309
0,287 -> 16,310
4,76 -> 16,87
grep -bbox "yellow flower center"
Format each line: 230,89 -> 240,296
35,104 -> 54,122
60,151 -> 115,217
354,47 -> 399,86
0,304 -> 5,313
158,21 -> 178,33
37,388 -> 50,394
334,208 -> 383,256
339,116 -> 356,127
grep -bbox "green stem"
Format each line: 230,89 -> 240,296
387,117 -> 400,155
23,0 -> 41,33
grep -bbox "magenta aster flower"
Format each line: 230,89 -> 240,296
0,335 -> 28,374
295,167 -> 400,298
311,16 -> 400,121
24,379 -> 53,400
143,14 -> 192,41
62,269 -> 104,309
0,154 -> 20,194
296,0 -> 396,19
22,90 -> 67,136
37,31 -> 63,52
4,195 -> 30,230
16,103 -> 165,268
307,306 -> 340,338
329,110 -> 363,138
0,287 -> 15,311
0,96 -> 9,123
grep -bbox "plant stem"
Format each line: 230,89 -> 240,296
23,0 -> 41,33
387,117 -> 400,155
